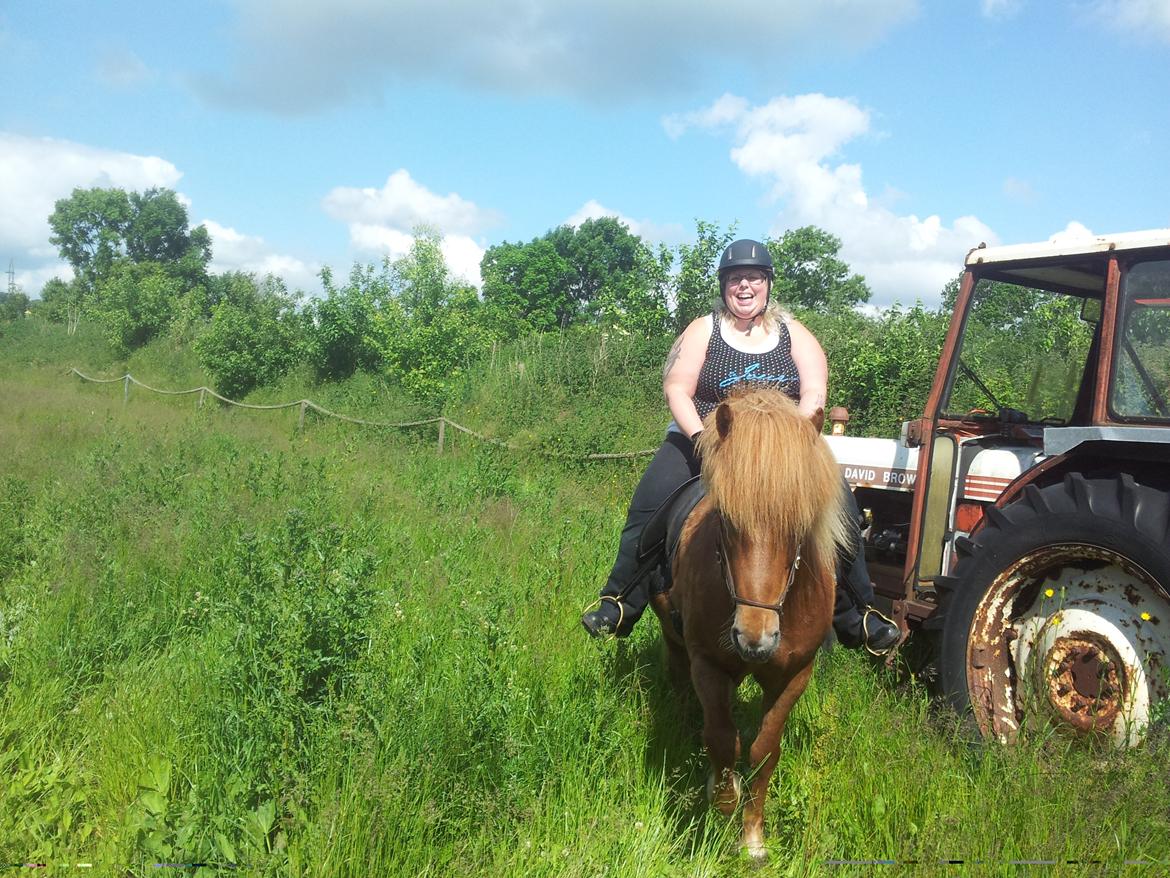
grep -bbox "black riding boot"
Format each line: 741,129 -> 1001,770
832,481 -> 901,653
582,433 -> 699,638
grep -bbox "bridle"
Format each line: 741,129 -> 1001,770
713,511 -> 802,617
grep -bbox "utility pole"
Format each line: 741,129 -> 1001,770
6,260 -> 13,296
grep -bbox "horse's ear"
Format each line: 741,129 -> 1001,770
808,406 -> 825,434
716,403 -> 733,440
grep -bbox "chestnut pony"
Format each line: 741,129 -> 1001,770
651,388 -> 847,861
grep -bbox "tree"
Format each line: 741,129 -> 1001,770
481,239 -> 574,336
376,232 -> 494,405
308,262 -> 395,380
392,226 -> 451,323
481,217 -> 670,337
47,187 -> 212,349
590,240 -> 672,336
195,274 -> 305,398
673,219 -> 735,331
801,302 -> 948,437
767,226 -> 870,312
92,261 -> 187,350
549,217 -> 652,320
48,188 -> 133,288
37,277 -> 85,333
0,290 -> 30,321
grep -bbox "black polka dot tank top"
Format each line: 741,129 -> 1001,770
693,312 -> 801,420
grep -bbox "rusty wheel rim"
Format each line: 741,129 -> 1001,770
967,544 -> 1170,746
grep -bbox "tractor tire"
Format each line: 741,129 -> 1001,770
936,473 -> 1170,746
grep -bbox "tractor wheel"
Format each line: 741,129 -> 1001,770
936,473 -> 1170,746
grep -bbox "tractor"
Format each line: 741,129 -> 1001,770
827,230 -> 1170,745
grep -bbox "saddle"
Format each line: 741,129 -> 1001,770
636,475 -> 707,594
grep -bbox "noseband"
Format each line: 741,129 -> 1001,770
714,512 -> 802,616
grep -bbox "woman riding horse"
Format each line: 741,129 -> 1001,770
581,238 -> 900,653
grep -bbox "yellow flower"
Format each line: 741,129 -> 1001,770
1044,588 -> 1055,598
1141,612 -> 1151,621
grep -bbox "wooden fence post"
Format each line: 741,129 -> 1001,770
437,418 -> 446,454
298,400 -> 307,431
198,388 -> 206,408
123,375 -> 130,405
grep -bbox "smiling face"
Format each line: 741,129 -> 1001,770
721,270 -> 771,323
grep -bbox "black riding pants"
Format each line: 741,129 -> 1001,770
598,432 -> 877,638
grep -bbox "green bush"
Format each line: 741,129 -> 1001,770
195,275 -> 306,399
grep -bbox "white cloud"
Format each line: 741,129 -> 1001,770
565,199 -> 685,244
665,93 -> 998,306
1047,220 -> 1095,243
323,169 -> 499,236
1093,0 -> 1170,43
202,219 -> 322,294
346,226 -> 485,288
323,170 -> 492,286
981,0 -> 1022,19
441,235 -> 490,288
15,263 -> 73,297
663,94 -> 752,139
197,0 -> 918,112
0,132 -> 183,293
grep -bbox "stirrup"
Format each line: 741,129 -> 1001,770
581,595 -> 626,637
861,606 -> 901,656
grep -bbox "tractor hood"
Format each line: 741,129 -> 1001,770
825,435 -> 919,493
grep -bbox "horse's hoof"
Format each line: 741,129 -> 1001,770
740,841 -> 769,866
705,770 -> 741,815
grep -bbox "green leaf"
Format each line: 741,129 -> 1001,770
215,831 -> 237,861
138,755 -> 171,793
139,790 -> 168,816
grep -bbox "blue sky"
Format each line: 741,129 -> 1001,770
2,0 -> 1169,308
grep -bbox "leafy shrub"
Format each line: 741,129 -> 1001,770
195,274 -> 306,399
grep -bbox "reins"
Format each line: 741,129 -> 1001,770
714,511 -> 802,616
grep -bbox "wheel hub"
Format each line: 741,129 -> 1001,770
1042,634 -> 1126,732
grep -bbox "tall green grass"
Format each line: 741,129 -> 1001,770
2,322 -> 1169,876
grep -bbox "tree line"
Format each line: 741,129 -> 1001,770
6,186 -> 953,436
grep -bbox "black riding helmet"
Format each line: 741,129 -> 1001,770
717,239 -> 774,282
717,239 -> 774,318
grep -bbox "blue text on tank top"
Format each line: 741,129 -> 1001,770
718,361 -> 794,389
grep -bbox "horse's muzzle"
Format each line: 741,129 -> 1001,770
731,626 -> 780,663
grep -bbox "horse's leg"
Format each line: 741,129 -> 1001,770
690,656 -> 741,816
648,592 -> 692,693
664,636 -> 692,694
740,662 -> 815,861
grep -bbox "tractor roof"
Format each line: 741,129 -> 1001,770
965,229 -> 1170,295
966,229 -> 1170,267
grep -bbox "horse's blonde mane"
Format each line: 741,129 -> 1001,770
695,389 -> 848,562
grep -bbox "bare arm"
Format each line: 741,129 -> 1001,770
662,316 -> 713,437
787,317 -> 828,419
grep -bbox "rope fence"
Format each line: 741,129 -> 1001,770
69,368 -> 656,461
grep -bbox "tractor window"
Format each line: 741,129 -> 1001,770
942,279 -> 1096,424
1111,260 -> 1170,421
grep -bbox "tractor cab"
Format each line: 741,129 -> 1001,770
896,233 -> 1170,623
873,230 -> 1170,744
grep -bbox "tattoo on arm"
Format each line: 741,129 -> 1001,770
662,337 -> 683,379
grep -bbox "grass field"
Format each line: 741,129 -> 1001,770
2,320 -> 1169,876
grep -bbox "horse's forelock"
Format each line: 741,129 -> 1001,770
700,390 -> 847,560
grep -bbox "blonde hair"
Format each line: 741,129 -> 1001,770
717,296 -> 789,334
